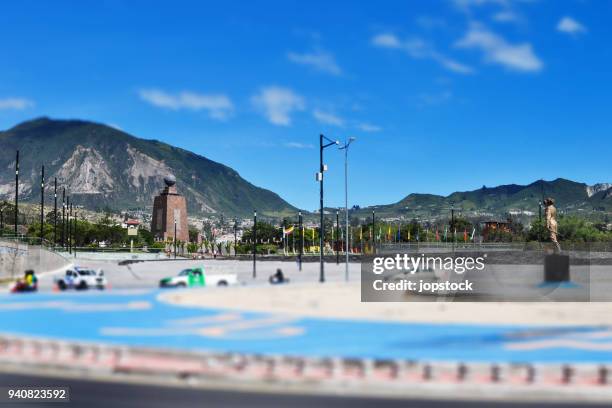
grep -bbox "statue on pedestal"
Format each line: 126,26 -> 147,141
544,197 -> 561,253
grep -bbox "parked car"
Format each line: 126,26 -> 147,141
159,267 -> 237,288
55,267 -> 107,290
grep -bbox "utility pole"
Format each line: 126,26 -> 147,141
318,134 -> 339,283
298,211 -> 303,271
54,178 -> 57,247
14,150 -> 19,236
40,166 -> 45,243
253,210 -> 257,279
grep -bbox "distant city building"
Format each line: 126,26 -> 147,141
508,209 -> 536,216
121,219 -> 140,229
150,175 -> 189,242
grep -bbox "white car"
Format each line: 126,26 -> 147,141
56,267 -> 107,290
159,267 -> 237,288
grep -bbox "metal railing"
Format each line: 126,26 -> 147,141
0,334 -> 610,394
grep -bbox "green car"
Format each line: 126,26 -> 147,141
159,267 -> 237,288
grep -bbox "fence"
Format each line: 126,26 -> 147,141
378,241 -> 612,254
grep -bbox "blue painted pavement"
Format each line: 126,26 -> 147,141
1,290 -> 611,364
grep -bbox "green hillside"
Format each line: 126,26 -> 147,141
357,179 -> 611,220
0,117 -> 297,218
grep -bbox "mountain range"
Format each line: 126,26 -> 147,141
0,118 -> 609,222
0,118 -> 297,218
355,178 -> 611,221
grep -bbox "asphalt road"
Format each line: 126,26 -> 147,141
34,258 -> 361,291
33,257 -> 612,301
0,372 -> 600,408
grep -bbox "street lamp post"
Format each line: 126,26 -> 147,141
68,202 -> 72,255
65,197 -> 69,252
538,200 -> 542,244
298,211 -> 303,271
451,204 -> 455,252
61,189 -> 66,249
317,134 -> 339,283
54,178 -> 57,247
339,137 -> 355,281
74,208 -> 77,257
234,219 -> 237,257
372,210 -> 376,255
14,150 -> 19,236
253,210 -> 257,278
40,166 -> 45,243
174,219 -> 177,259
335,210 -> 339,265
539,182 -> 545,245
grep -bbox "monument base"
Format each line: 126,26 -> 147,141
544,254 -> 570,282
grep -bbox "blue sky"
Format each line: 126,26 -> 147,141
0,0 -> 610,211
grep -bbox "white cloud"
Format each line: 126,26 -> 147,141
251,86 -> 305,126
456,24 -> 543,72
287,50 -> 342,75
0,98 -> 34,110
284,142 -> 314,149
557,17 -> 586,35
438,57 -> 474,74
138,89 -> 233,120
313,109 -> 345,127
372,33 -> 474,74
371,33 -> 403,49
493,10 -> 521,23
356,123 -> 382,132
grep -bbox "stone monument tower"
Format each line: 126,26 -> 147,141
151,175 -> 189,242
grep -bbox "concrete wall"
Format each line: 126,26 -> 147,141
0,240 -> 72,279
